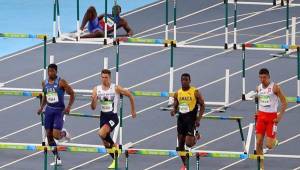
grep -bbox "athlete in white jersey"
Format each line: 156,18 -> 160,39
91,69 -> 136,169
255,68 -> 287,170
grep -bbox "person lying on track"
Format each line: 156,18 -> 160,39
80,5 -> 133,38
91,69 -> 136,169
255,68 -> 287,170
171,73 -> 205,170
37,63 -> 75,166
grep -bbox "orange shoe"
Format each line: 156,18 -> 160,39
180,164 -> 186,170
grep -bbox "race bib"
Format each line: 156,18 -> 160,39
46,92 -> 59,103
259,95 -> 271,107
179,103 -> 190,113
107,17 -> 115,27
109,120 -> 115,127
101,101 -> 113,112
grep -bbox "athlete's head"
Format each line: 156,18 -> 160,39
181,73 -> 191,89
259,68 -> 270,86
47,64 -> 58,80
112,5 -> 121,16
101,69 -> 111,86
87,6 -> 97,20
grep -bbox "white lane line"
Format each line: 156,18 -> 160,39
141,6 -> 286,39
183,3 -> 281,44
0,98 -> 35,112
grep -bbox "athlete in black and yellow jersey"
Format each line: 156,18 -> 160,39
171,73 -> 205,170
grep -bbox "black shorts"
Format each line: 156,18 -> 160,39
177,110 -> 197,136
100,112 -> 119,131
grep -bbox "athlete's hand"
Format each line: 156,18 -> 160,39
37,107 -> 43,115
170,110 -> 176,116
273,112 -> 282,124
64,106 -> 71,114
131,111 -> 137,118
91,95 -> 97,102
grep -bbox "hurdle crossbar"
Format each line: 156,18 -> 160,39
228,1 -> 300,7
126,148 -> 262,159
117,37 -> 176,45
67,112 -> 242,121
0,33 -> 47,39
0,142 -> 119,154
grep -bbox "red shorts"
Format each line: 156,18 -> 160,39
256,111 -> 277,139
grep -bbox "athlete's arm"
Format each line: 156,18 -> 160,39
60,79 -> 75,114
195,89 -> 205,126
273,84 -> 287,123
120,18 -> 133,36
37,81 -> 47,115
91,87 -> 98,110
171,92 -> 178,116
116,85 -> 136,118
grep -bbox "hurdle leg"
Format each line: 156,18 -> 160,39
165,0 -> 169,40
233,0 -> 237,49
242,44 -> 246,100
186,152 -> 190,170
114,150 -> 118,170
237,119 -> 246,153
224,0 -> 229,49
196,153 -> 200,170
125,150 -> 129,170
44,147 -> 48,170
54,147 -> 58,170
245,123 -> 254,154
52,0 -> 57,43
285,0 -> 290,51
297,47 -> 300,103
76,0 -> 80,41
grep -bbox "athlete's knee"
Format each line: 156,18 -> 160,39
266,140 -> 275,149
98,129 -> 107,139
52,130 -> 61,140
185,137 -> 195,148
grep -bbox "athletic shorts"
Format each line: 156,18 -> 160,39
177,110 -> 197,136
88,18 -> 103,33
256,111 -> 278,139
100,112 -> 119,131
44,106 -> 64,130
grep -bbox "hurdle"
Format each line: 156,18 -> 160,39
0,142 -> 121,170
131,69 -> 230,109
52,0 -> 116,44
0,32 -> 49,145
53,0 -> 177,45
228,0 -> 300,7
224,0 -> 238,49
225,0 -> 299,51
124,148 -> 262,170
241,44 -> 300,101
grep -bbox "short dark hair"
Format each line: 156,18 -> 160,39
181,73 -> 191,80
112,5 -> 121,15
101,69 -> 111,76
259,68 -> 270,76
48,64 -> 58,72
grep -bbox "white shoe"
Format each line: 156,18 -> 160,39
50,158 -> 62,166
59,128 -> 71,142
